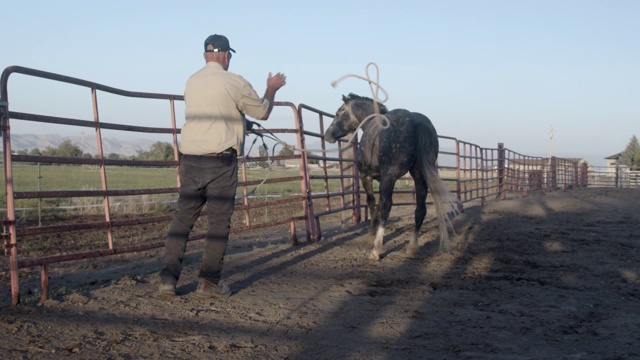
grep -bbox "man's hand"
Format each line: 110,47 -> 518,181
245,119 -> 257,131
267,72 -> 286,91
261,72 -> 287,120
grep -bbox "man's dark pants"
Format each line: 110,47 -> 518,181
160,154 -> 238,286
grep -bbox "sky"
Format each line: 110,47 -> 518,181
2,0 -> 638,166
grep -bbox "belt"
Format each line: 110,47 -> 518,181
188,148 -> 237,157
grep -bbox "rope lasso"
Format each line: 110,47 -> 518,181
247,61 -> 392,157
243,62 -> 390,194
330,62 -> 391,145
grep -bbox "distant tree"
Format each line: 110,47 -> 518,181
55,140 -> 83,158
308,158 -> 319,165
258,144 -> 269,168
29,148 -> 41,155
307,151 -> 319,165
277,146 -> 295,166
16,149 -> 29,155
150,141 -> 174,160
41,145 -> 58,156
619,135 -> 640,171
278,146 -> 295,158
107,153 -> 121,160
134,149 -> 144,160
136,141 -> 174,161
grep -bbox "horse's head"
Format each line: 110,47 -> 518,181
324,93 -> 387,144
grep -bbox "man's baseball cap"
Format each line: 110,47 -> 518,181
204,34 -> 236,53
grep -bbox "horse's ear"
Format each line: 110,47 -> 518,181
342,94 -> 348,103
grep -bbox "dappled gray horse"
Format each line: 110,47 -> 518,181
325,94 -> 458,260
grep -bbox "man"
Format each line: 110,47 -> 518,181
159,34 -> 286,298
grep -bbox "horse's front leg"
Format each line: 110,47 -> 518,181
370,178 -> 395,260
361,174 -> 378,235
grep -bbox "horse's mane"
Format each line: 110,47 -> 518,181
346,93 -> 388,114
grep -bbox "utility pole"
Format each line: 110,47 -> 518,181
549,124 -> 554,158
548,125 -> 554,191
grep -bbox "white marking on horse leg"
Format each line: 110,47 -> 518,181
369,226 -> 385,260
406,232 -> 419,256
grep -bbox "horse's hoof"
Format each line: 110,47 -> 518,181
406,246 -> 418,257
369,250 -> 381,261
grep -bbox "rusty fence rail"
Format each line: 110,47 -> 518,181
2,66 -> 588,306
1,66 -> 311,306
297,106 -> 589,239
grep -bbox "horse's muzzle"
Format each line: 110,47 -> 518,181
324,129 -> 337,144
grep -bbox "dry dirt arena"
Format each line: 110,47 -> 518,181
1,187 -> 639,359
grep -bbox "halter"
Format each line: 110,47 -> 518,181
331,62 -> 391,145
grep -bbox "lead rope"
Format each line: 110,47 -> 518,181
244,122 -> 281,196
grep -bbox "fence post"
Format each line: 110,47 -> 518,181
497,143 -> 505,200
295,107 -> 314,242
550,157 -> 558,190
1,88 -> 20,305
340,141 -> 355,227
37,154 -> 42,227
351,135 -> 361,224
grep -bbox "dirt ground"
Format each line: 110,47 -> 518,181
1,187 -> 639,359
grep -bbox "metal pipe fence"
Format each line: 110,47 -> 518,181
2,66 -> 589,306
1,66 -> 310,305
295,108 -> 589,241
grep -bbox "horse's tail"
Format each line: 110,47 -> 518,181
423,162 -> 460,251
417,122 -> 460,251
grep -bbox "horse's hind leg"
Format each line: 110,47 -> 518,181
407,169 -> 428,256
370,178 -> 395,260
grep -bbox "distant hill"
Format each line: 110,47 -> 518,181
9,133 -> 156,157
9,133 -> 305,158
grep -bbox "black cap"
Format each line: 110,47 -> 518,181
204,34 -> 236,53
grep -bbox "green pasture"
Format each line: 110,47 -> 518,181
0,163 -> 417,210
3,164 -> 177,192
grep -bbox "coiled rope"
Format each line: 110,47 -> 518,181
330,62 -> 390,145
244,62 -> 390,194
